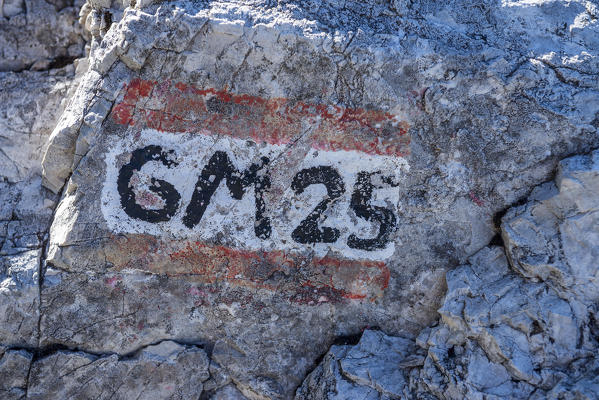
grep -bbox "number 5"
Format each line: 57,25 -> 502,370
347,172 -> 398,251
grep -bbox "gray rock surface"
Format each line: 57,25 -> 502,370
0,347 -> 32,400
27,340 -> 210,399
418,247 -> 566,399
296,330 -> 421,400
0,67 -> 80,347
300,150 -> 599,399
0,68 -> 76,183
210,384 -> 250,400
0,0 -> 597,399
0,0 -> 86,72
37,0 -> 599,397
297,343 -> 385,400
503,150 -> 599,303
0,5 -> 86,394
337,330 -> 416,397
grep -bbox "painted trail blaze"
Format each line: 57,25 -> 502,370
112,79 -> 410,157
104,79 -> 410,303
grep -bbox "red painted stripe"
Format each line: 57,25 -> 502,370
110,234 -> 390,304
166,242 -> 390,302
111,79 -> 410,157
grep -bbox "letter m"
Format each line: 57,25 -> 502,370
182,151 -> 271,239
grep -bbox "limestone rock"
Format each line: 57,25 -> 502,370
544,358 -> 599,400
39,267 -> 338,397
0,348 -> 32,400
27,340 -> 210,399
420,155 -> 599,398
296,344 -> 383,400
303,247 -> 598,399
38,0 -> 599,397
296,330 -> 421,399
0,68 -> 77,183
418,245 -> 599,399
301,149 -> 599,398
0,0 -> 596,398
503,150 -> 599,303
209,384 -> 249,400
338,330 -> 416,397
0,249 -> 40,347
0,67 -> 80,347
0,0 -> 86,72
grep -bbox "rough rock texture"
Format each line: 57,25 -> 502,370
296,330 -> 421,399
0,347 -> 32,400
0,0 -> 88,350
0,0 -> 598,399
300,151 -> 599,399
0,0 -> 86,72
38,0 -> 598,397
27,340 -> 210,399
503,151 -> 599,304
0,66 -> 80,348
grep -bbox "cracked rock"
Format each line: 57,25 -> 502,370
0,0 -> 597,398
37,0 -> 599,398
0,69 -> 77,183
338,330 -> 416,397
27,341 -> 210,399
0,0 -> 86,72
302,150 -> 599,399
0,347 -> 32,400
0,67 -> 80,347
0,249 -> 40,347
209,384 -> 250,400
417,245 -> 599,399
296,330 -> 421,399
503,150 -> 599,303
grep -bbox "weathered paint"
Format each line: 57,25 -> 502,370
101,129 -> 408,260
107,234 -> 389,303
112,79 -> 410,157
101,79 -> 410,303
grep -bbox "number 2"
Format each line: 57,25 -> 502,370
291,166 -> 345,244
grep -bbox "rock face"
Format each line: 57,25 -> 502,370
27,341 -> 210,399
0,0 -> 598,399
0,0 -> 86,72
0,67 -> 80,348
296,330 -> 421,399
503,151 -> 599,304
0,347 -> 32,400
301,151 -> 599,399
